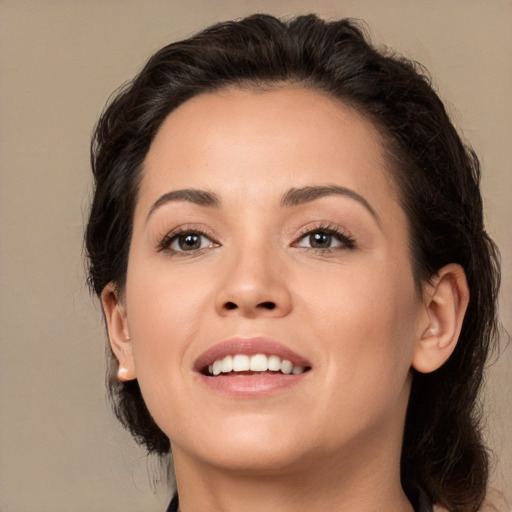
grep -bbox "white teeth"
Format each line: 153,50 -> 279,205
221,355 -> 233,373
232,354 -> 250,372
212,359 -> 222,376
249,354 -> 268,371
206,354 -> 307,376
281,359 -> 293,375
268,355 -> 281,371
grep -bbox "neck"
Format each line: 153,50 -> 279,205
172,438 -> 414,512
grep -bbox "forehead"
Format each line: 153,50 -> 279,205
139,86 -> 399,210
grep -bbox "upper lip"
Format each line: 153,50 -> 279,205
193,337 -> 312,373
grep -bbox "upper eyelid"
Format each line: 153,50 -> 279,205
294,221 -> 353,238
160,223 -> 218,238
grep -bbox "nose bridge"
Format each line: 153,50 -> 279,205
215,233 -> 292,317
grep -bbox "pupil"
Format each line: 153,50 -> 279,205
311,232 -> 331,248
179,234 -> 200,250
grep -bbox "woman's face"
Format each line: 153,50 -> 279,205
114,87 -> 429,474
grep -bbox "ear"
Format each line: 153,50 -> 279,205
101,283 -> 136,381
412,263 -> 470,374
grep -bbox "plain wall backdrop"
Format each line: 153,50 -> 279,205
0,1 -> 510,510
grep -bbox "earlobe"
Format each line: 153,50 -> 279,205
412,264 -> 470,374
101,283 -> 136,381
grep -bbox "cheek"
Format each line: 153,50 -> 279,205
122,269 -> 214,433
305,259 -> 420,384
127,256 -> 211,332
124,261 -> 214,388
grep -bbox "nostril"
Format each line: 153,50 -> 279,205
222,301 -> 277,312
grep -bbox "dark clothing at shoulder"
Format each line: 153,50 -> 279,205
167,494 -> 178,512
414,487 -> 434,512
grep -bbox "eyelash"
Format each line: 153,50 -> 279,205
157,223 -> 355,256
293,223 -> 356,252
157,226 -> 219,255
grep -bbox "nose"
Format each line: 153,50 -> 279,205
214,246 -> 293,318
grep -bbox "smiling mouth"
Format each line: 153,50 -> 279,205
203,353 -> 310,377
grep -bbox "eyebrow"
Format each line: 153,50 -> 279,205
146,184 -> 379,224
146,189 -> 220,223
281,185 -> 380,222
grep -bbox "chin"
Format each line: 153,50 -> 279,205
170,416 -> 318,475
184,444 -> 313,476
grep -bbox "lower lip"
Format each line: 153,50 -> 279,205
196,372 -> 309,396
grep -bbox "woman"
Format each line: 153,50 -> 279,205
85,14 -> 501,512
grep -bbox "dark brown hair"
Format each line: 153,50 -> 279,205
85,14 -> 501,511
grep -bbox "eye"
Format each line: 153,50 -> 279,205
159,229 -> 219,253
293,227 -> 355,251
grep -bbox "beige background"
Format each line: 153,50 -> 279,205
0,1 -> 510,510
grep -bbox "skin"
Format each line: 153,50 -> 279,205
102,86 -> 469,512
